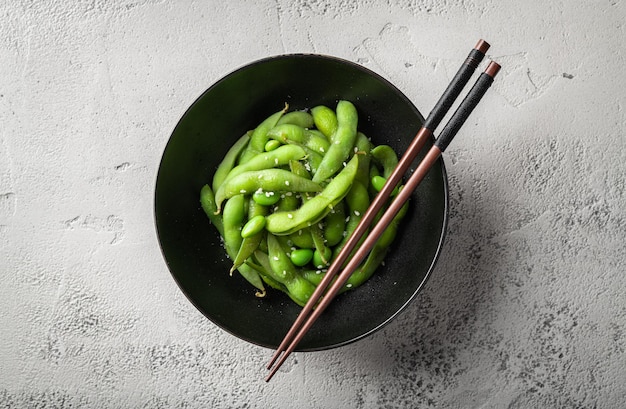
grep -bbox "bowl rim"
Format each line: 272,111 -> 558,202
154,52 -> 449,350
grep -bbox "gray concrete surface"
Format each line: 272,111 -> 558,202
1,0 -> 625,407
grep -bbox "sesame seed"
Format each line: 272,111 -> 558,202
285,180 -> 290,186
346,283 -> 353,288
287,213 -> 293,219
240,189 -> 247,193
273,256 -> 279,261
274,158 -> 279,165
354,210 -> 361,216
319,147 -> 325,153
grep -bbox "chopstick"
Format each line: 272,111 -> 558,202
265,41 -> 499,382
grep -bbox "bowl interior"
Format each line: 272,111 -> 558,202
155,54 -> 448,351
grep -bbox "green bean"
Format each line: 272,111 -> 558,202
311,105 -> 338,140
212,132 -> 251,192
264,139 -> 282,152
312,101 -> 358,183
265,155 -> 359,235
200,184 -> 224,236
276,110 -> 315,128
214,169 -> 322,211
290,248 -> 314,267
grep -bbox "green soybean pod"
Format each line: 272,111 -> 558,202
252,190 -> 280,206
267,234 -> 316,306
310,224 -> 329,264
276,110 -> 315,128
222,194 -> 246,266
275,193 -> 300,212
323,200 -> 345,247
241,215 -> 266,238
200,184 -> 224,237
288,227 -> 315,249
251,250 -> 289,292
354,132 -> 373,187
224,144 -> 307,183
265,155 -> 358,235
371,145 -> 399,178
231,233 -> 264,274
311,105 -> 338,140
248,105 -> 288,155
230,198 -> 268,273
214,169 -> 322,211
345,197 -> 409,289
312,100 -> 358,183
371,175 -> 400,196
312,247 -> 333,269
301,269 -> 325,286
212,132 -> 251,192
332,180 -> 370,262
267,123 -> 306,144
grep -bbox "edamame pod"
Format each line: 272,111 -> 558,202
212,132 -> 251,192
200,184 -> 224,236
248,105 -> 288,155
214,169 -> 322,211
311,105 -> 338,140
312,101 -> 358,183
265,155 -> 358,235
276,110 -> 315,128
224,144 -> 307,183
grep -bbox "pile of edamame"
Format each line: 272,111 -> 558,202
200,100 -> 409,306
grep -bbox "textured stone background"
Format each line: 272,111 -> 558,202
1,0 -> 625,408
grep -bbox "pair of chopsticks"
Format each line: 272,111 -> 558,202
265,40 -> 500,382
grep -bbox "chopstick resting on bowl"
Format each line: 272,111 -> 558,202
265,40 -> 501,382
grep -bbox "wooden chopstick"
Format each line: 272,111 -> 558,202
265,42 -> 498,382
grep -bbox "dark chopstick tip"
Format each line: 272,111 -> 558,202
475,39 -> 490,54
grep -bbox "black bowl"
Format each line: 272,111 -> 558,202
155,54 -> 448,351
